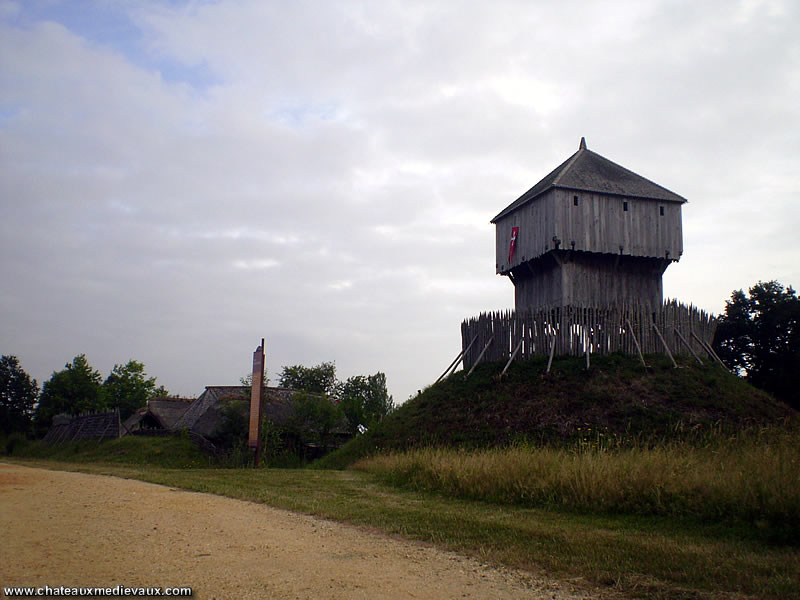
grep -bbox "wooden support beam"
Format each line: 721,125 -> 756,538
466,337 -> 494,379
585,334 -> 591,370
625,317 -> 648,367
546,330 -> 557,374
691,331 -> 729,371
436,336 -> 477,383
500,338 -> 524,378
673,328 -> 703,365
706,341 -> 727,368
652,323 -> 678,368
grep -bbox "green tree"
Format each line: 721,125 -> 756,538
713,280 -> 800,409
283,390 -> 343,452
0,355 -> 39,435
36,354 -> 106,429
338,372 -> 394,434
103,360 -> 167,420
278,362 -> 338,396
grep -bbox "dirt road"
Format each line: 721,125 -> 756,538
0,463 -> 598,599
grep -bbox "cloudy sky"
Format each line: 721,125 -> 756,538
1,0 -> 798,402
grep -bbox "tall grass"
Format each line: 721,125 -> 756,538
354,426 -> 800,539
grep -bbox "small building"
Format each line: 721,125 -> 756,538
122,397 -> 194,434
492,138 -> 686,309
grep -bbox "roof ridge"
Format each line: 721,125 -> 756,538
551,146 -> 584,187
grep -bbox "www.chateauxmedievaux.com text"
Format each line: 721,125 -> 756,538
3,585 -> 193,597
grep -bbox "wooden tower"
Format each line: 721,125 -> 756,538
492,138 -> 686,310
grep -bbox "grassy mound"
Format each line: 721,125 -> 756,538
6,435 -> 213,469
318,353 -> 795,469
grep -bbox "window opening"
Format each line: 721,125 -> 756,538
573,195 -> 579,206
623,201 -> 628,212
659,206 -> 665,216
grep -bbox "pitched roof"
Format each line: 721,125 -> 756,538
146,398 -> 193,430
491,138 -> 687,223
174,386 -> 248,430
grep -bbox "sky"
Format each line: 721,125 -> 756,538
1,0 -> 798,403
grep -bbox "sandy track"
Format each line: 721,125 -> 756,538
0,463 -> 598,599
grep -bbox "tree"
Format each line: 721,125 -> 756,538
36,354 -> 106,429
283,390 -> 343,453
103,360 -> 167,420
338,372 -> 394,434
713,280 -> 800,409
0,355 -> 39,435
278,362 -> 338,396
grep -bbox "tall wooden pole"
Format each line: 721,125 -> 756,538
248,338 -> 265,467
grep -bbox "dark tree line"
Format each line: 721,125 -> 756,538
713,280 -> 799,410
1,355 -> 39,435
1,354 -> 168,436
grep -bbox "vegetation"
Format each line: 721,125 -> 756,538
338,372 -> 394,434
0,355 -> 39,435
36,354 -> 107,432
33,354 -> 169,433
3,435 -> 210,469
278,361 -> 395,434
278,361 -> 339,396
318,353 -> 794,469
354,425 -> 800,543
103,360 -> 168,420
714,280 -> 800,409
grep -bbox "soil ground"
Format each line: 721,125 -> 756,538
0,463 -> 603,599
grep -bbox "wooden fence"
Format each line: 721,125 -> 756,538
460,301 -> 717,370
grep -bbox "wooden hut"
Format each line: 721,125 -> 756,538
492,138 -> 686,309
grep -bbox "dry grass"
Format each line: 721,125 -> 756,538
353,426 -> 800,537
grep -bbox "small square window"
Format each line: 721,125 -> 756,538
623,201 -> 628,212
573,195 -> 579,206
659,206 -> 665,216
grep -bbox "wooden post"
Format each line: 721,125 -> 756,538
691,331 -> 729,371
436,336 -> 477,383
248,339 -> 265,467
546,330 -> 557,374
652,323 -> 678,368
673,328 -> 703,365
466,337 -> 494,379
500,337 -> 524,378
625,317 -> 647,367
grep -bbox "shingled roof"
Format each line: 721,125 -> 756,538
491,138 -> 687,223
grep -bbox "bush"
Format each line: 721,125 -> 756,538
3,431 -> 29,455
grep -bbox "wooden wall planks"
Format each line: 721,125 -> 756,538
495,190 -> 683,274
460,301 -> 716,370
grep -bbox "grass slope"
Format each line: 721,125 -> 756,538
7,435 -> 213,469
319,353 -> 795,469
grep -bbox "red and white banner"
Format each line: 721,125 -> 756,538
508,226 -> 519,263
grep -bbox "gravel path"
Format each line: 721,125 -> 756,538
1,463 -> 600,599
